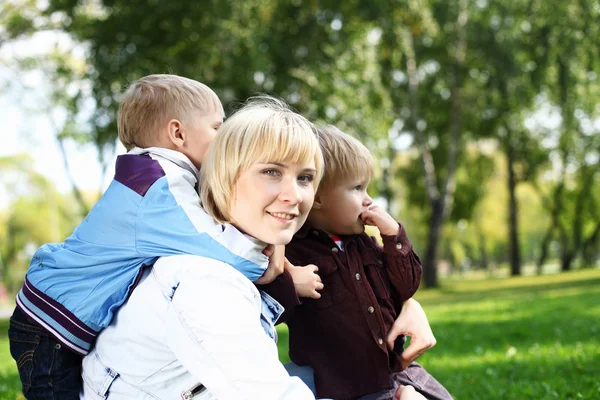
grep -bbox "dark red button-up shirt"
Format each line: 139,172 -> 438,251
260,223 -> 422,399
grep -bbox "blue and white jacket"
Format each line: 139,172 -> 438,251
16,147 -> 281,355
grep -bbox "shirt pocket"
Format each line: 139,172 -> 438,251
306,256 -> 347,309
362,250 -> 392,299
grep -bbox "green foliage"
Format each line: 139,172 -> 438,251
1,0 -> 599,281
0,155 -> 81,292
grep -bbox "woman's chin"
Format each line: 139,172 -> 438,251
255,233 -> 294,246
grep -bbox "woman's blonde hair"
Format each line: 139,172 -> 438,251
201,96 -> 324,223
315,125 -> 374,191
118,74 -> 223,150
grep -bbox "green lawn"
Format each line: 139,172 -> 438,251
276,268 -> 600,399
1,269 -> 599,399
0,318 -> 22,400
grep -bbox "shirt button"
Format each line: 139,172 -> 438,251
378,337 -> 384,345
377,259 -> 383,265
355,273 -> 361,281
368,306 -> 374,314
332,247 -> 339,253
396,243 -> 403,250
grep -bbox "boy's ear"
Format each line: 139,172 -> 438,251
166,119 -> 185,148
312,194 -> 323,210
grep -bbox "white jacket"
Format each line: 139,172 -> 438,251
81,254 -> 314,400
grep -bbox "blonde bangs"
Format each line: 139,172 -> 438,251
239,114 -> 320,174
201,96 -> 323,224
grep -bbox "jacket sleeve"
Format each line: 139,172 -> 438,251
257,269 -> 301,324
135,175 -> 268,282
166,260 -> 313,400
372,223 -> 422,309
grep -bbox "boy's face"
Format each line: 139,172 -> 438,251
183,110 -> 224,169
315,177 -> 373,236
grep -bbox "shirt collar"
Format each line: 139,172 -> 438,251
128,147 -> 199,177
295,224 -> 357,245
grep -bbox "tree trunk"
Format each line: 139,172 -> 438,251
533,180 -> 564,274
561,252 -> 575,271
536,228 -> 553,275
506,137 -> 521,276
581,221 -> 600,267
423,199 -> 445,287
478,231 -> 489,270
406,0 -> 468,288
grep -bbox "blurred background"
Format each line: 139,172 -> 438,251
0,0 -> 599,399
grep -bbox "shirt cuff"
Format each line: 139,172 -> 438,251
381,223 -> 412,257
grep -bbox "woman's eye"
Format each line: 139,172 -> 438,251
263,169 -> 280,177
298,174 -> 315,184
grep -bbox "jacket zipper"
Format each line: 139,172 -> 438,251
181,383 -> 206,399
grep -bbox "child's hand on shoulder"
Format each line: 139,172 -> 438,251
285,262 -> 324,299
360,205 -> 400,236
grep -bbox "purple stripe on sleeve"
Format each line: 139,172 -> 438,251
114,154 -> 166,196
21,277 -> 97,342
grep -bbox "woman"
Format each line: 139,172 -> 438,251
80,97 -> 322,399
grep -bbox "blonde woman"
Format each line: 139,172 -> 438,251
80,97 -> 322,399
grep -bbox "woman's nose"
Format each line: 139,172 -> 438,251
279,178 -> 302,203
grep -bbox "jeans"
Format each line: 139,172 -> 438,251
285,361 -> 453,400
8,306 -> 82,400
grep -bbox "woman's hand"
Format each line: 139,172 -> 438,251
387,298 -> 436,370
285,262 -> 324,299
394,385 -> 427,400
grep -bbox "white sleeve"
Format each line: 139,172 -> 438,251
165,261 -> 314,400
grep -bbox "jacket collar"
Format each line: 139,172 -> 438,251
128,147 -> 198,177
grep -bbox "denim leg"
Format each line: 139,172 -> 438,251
8,307 -> 82,400
393,362 -> 453,400
284,362 -> 318,398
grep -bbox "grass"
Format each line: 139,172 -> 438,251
0,319 -> 23,400
276,268 -> 600,399
1,269 -> 598,399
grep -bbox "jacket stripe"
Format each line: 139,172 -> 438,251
17,277 -> 97,353
16,295 -> 91,355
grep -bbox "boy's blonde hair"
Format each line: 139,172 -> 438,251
315,125 -> 374,191
201,96 -> 324,224
118,74 -> 223,150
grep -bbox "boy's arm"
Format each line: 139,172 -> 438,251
378,222 -> 423,303
361,205 -> 423,303
258,259 -> 323,324
257,265 -> 300,324
135,173 -> 268,282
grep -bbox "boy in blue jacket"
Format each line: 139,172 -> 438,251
8,74 -> 283,399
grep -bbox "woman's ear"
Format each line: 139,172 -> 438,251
166,119 -> 185,148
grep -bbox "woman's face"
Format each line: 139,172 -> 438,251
229,160 -> 317,245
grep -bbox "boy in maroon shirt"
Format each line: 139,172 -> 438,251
261,125 -> 452,400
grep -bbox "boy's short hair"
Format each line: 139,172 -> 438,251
315,125 -> 374,191
201,96 -> 324,224
118,74 -> 224,150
